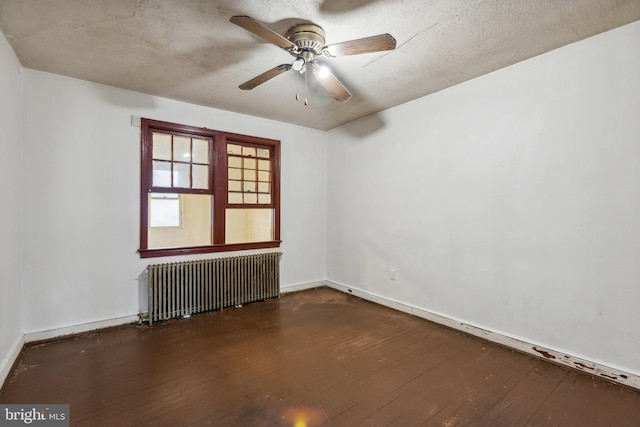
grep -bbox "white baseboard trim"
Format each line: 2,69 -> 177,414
280,280 -> 328,294
0,333 -> 25,389
325,280 -> 640,391
2,315 -> 138,389
18,281 -> 324,346
24,314 -> 139,344
6,285 -> 639,392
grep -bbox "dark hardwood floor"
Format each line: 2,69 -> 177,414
1,287 -> 639,426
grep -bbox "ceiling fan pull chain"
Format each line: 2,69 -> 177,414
295,72 -> 300,101
304,69 -> 308,106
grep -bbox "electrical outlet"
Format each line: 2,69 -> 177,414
389,269 -> 397,282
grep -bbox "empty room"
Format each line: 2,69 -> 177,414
1,1 -> 640,425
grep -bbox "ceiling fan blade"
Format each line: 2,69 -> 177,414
311,63 -> 352,102
239,64 -> 292,90
323,34 -> 396,57
230,16 -> 297,50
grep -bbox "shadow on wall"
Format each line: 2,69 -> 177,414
340,112 -> 386,138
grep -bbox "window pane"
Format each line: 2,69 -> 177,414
242,146 -> 256,157
228,192 -> 243,204
258,170 -> 270,182
228,167 -> 242,180
227,144 -> 242,155
228,156 -> 241,168
148,194 -> 212,249
225,208 -> 274,244
258,182 -> 270,194
244,158 -> 256,169
152,133 -> 172,160
244,169 -> 257,181
258,194 -> 271,204
243,181 -> 257,193
228,180 -> 242,192
174,136 -> 191,161
149,194 -> 180,227
192,138 -> 209,164
244,193 -> 258,204
174,163 -> 190,188
257,148 -> 269,158
258,159 -> 271,171
192,164 -> 209,189
152,161 -> 172,187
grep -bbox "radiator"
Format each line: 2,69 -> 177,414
146,252 -> 281,325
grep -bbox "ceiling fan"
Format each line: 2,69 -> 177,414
230,15 -> 396,102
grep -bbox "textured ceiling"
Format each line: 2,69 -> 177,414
1,0 -> 639,130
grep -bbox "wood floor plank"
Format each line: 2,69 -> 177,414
322,343 -> 466,425
472,360 -> 569,426
524,370 -> 640,427
416,350 -> 535,426
1,287 -> 639,426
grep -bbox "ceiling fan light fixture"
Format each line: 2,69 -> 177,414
316,65 -> 330,79
292,57 -> 306,72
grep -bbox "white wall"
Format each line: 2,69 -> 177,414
21,71 -> 327,334
0,31 -> 24,382
327,21 -> 640,373
5,17 -> 640,386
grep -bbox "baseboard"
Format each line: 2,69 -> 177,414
21,282 -> 322,345
7,285 -> 639,391
280,280 -> 328,294
24,314 -> 139,344
0,333 -> 25,390
325,280 -> 640,391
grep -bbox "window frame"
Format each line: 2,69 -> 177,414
139,118 -> 281,258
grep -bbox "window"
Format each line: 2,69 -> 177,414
139,118 -> 280,258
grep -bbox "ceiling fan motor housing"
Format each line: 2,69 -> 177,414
286,23 -> 326,55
